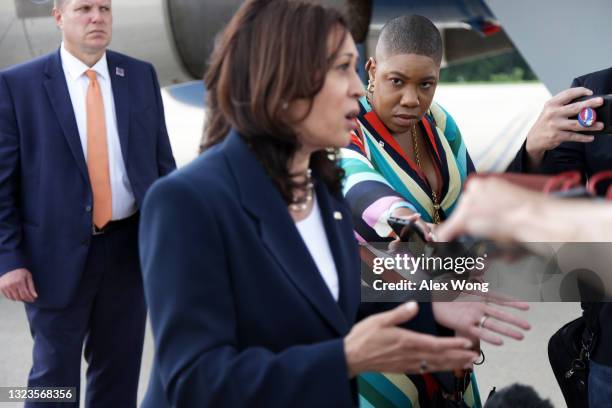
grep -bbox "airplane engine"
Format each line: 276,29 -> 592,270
1,0 -> 513,86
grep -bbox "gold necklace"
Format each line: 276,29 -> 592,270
411,124 -> 441,224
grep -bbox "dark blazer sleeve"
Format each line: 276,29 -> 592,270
139,177 -> 352,407
148,64 -> 176,176
506,141 -> 529,173
506,78 -> 587,175
0,74 -> 25,276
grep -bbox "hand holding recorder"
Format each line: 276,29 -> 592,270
524,87 -> 607,170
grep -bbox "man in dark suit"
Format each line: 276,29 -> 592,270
507,70 -> 608,177
0,0 -> 176,406
507,67 -> 612,406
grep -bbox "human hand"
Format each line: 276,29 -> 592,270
525,87 -> 603,168
0,268 -> 38,303
432,300 -> 530,346
390,208 -> 434,241
436,178 -> 544,243
426,222 -> 438,241
344,302 -> 478,377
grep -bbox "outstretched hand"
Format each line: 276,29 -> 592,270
432,299 -> 530,346
344,302 -> 478,377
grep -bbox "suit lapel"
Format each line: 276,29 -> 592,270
106,51 -> 130,162
314,181 -> 360,324
43,50 -> 89,183
223,131 -> 351,335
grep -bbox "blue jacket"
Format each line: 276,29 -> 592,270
140,130 -> 437,407
139,130 -> 364,407
0,49 -> 176,308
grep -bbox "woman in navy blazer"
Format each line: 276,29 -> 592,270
139,1 -> 481,406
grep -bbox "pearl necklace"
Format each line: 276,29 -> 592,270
289,169 -> 314,212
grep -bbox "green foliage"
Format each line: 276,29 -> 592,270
440,50 -> 538,83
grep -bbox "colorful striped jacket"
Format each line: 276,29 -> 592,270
340,97 -> 475,243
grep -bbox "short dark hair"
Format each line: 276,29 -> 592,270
376,15 -> 443,65
202,0 -> 348,202
485,384 -> 553,408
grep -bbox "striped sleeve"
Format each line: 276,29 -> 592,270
429,102 -> 475,178
339,133 -> 418,242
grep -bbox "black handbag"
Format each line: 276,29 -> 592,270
548,303 -> 600,408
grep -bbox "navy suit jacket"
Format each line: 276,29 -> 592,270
139,130 -> 436,407
0,49 -> 176,308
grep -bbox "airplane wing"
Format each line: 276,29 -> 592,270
484,0 -> 612,94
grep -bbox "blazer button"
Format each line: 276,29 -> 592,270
85,205 -> 92,212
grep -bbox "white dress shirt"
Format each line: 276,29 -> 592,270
60,43 -> 136,220
295,195 -> 340,301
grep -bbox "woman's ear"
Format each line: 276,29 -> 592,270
365,57 -> 376,81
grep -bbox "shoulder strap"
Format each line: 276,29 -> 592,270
581,302 -> 601,354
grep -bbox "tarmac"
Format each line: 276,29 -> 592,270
0,298 -> 579,406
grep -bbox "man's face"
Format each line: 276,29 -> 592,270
54,0 -> 112,57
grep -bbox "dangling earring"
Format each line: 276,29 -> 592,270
366,78 -> 374,104
281,101 -> 289,110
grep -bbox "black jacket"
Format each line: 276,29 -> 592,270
508,67 -> 612,365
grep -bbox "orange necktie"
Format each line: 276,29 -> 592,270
85,70 -> 112,228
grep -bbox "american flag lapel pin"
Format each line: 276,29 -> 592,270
115,67 -> 125,77
333,211 -> 343,220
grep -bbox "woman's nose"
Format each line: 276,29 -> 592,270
400,89 -> 419,107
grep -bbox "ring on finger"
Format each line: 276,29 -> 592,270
419,360 -> 428,374
478,314 -> 489,329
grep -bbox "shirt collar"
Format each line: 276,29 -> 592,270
60,42 -> 109,82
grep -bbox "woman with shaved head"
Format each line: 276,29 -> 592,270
341,15 -> 473,237
341,15 -> 485,408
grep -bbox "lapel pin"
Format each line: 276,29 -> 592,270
378,140 -> 385,147
115,67 -> 125,77
333,211 -> 343,220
